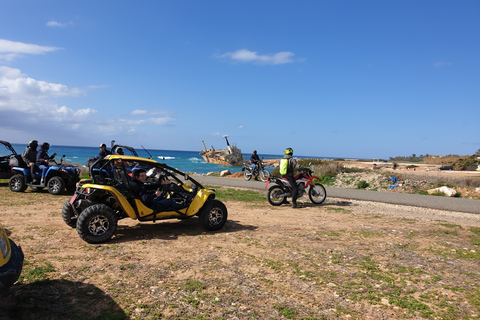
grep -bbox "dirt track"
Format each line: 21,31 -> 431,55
1,182 -> 480,319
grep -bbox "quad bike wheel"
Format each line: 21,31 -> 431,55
48,176 -> 65,195
8,174 -> 27,192
198,200 -> 227,231
308,184 -> 327,204
267,186 -> 286,206
62,199 -> 77,228
76,204 -> 118,244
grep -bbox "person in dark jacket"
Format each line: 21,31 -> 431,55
250,150 -> 260,180
98,143 -> 111,158
132,169 -> 182,211
22,140 -> 39,183
36,142 -> 57,183
280,148 -> 302,208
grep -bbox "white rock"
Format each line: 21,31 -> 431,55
427,186 -> 457,197
220,170 -> 231,177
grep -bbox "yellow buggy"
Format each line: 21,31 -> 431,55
62,155 -> 227,243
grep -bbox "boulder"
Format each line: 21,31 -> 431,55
427,186 -> 457,197
220,170 -> 231,177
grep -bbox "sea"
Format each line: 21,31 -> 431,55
7,143 -> 332,175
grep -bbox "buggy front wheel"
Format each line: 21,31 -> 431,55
76,204 -> 118,243
62,199 -> 77,228
198,200 -> 227,231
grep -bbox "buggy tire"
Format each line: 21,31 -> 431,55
76,204 -> 118,244
308,183 -> 327,205
243,170 -> 252,181
267,186 -> 286,206
198,200 -> 227,231
48,176 -> 65,195
62,199 -> 77,228
9,174 -> 27,192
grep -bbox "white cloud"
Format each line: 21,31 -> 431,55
0,66 -> 176,144
217,49 -> 295,65
46,20 -> 74,28
0,39 -> 61,61
238,125 -> 244,129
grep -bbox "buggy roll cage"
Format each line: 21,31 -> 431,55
0,140 -> 18,156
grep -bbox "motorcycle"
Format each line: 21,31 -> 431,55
265,167 -> 326,206
242,160 -> 270,181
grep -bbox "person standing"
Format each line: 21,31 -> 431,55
279,148 -> 302,208
36,142 -> 57,184
22,140 -> 39,183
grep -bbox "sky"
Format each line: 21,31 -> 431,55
0,0 -> 479,159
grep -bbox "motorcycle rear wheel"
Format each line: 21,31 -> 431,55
309,184 -> 326,204
267,186 -> 286,206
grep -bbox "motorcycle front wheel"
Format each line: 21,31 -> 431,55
244,170 -> 252,181
309,184 -> 327,204
259,169 -> 270,182
267,186 -> 286,206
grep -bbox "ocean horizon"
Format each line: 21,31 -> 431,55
6,143 -> 337,175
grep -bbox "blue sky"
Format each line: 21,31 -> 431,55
0,0 -> 478,159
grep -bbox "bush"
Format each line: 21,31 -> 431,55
356,180 -> 370,189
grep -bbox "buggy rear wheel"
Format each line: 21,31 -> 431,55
198,200 -> 227,231
9,174 -> 27,192
76,204 -> 118,244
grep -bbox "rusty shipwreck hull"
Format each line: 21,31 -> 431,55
200,137 -> 244,166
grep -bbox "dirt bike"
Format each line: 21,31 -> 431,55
265,167 -> 326,205
242,160 -> 270,181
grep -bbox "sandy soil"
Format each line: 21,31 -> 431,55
1,181 -> 480,319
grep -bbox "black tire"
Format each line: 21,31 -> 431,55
62,199 -> 77,228
0,239 -> 24,290
9,174 -> 27,192
243,170 -> 252,181
48,176 -> 65,195
259,169 -> 270,182
76,204 -> 118,244
198,200 -> 228,231
267,186 -> 286,206
308,183 -> 327,205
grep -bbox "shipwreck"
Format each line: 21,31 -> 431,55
200,136 -> 244,166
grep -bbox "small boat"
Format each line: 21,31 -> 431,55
200,136 -> 244,166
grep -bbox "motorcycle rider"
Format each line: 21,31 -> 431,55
279,148 -> 302,208
22,140 -> 39,183
250,150 -> 260,180
36,142 -> 57,184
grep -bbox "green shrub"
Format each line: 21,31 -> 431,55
356,180 -> 370,189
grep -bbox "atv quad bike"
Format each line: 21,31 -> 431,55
62,155 -> 228,243
9,155 -> 80,195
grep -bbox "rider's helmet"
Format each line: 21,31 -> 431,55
41,142 -> 50,150
99,143 -> 107,149
284,148 -> 293,155
116,148 -> 124,155
28,140 -> 38,148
